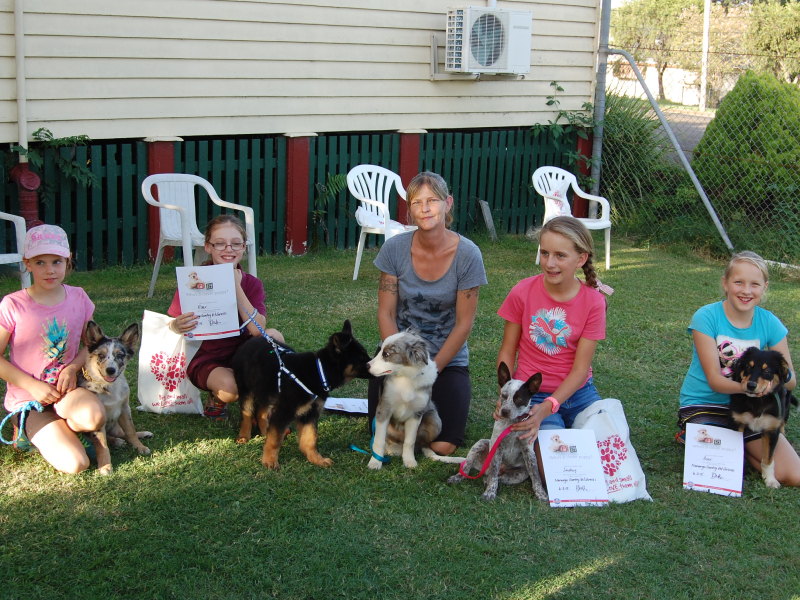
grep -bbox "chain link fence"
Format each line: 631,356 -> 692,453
603,3 -> 800,265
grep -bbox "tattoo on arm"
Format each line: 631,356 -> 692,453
379,274 -> 398,295
460,286 -> 480,300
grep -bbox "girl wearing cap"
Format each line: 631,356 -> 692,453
0,224 -> 104,473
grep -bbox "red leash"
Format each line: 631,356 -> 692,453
458,423 -> 515,479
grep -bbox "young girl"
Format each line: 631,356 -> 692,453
369,171 -> 487,455
496,216 -> 607,456
168,214 -> 283,420
678,251 -> 800,486
0,225 -> 104,473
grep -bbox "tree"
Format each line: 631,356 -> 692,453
745,0 -> 800,84
611,0 -> 700,100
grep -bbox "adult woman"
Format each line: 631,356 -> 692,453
368,172 -> 487,455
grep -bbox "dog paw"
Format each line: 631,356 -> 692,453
403,458 -> 418,469
138,431 -> 154,439
136,446 -> 151,456
765,477 -> 781,489
446,474 -> 464,485
316,457 -> 334,468
480,491 -> 497,501
97,464 -> 113,476
110,438 -> 126,448
235,436 -> 249,445
261,459 -> 281,471
367,458 -> 383,470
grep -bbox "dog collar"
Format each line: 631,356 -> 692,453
317,359 -> 331,393
81,367 -> 117,384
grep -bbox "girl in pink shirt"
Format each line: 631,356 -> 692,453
0,225 -> 104,473
496,216 -> 607,455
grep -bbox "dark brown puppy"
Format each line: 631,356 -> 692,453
730,346 -> 798,488
233,320 -> 372,470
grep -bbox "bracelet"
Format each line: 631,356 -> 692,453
544,396 -> 560,414
787,369 -> 793,383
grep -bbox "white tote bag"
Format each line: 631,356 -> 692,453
137,310 -> 203,415
572,399 -> 653,503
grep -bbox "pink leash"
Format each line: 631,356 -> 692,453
458,423 -> 515,479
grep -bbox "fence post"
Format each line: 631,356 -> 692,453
284,133 -> 317,255
144,136 -> 182,262
573,133 -> 593,218
398,130 -> 426,225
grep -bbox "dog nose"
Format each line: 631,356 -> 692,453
106,367 -> 117,376
500,408 -> 510,418
746,381 -> 757,392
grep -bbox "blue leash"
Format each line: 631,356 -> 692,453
0,400 -> 44,445
350,418 -> 390,463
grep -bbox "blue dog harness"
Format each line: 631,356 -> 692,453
238,303 -> 330,399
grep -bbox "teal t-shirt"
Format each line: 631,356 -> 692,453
679,301 -> 788,407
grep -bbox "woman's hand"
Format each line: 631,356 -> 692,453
233,268 -> 243,288
171,312 -> 198,334
56,364 -> 78,394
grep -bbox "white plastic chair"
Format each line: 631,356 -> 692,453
532,166 -> 612,270
141,174 -> 257,297
347,165 -> 417,280
0,211 -> 30,289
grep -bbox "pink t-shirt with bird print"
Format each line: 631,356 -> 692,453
498,274 -> 606,393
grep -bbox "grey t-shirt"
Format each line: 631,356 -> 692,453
374,232 -> 488,367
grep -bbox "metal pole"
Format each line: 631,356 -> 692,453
590,0 -> 613,217
699,0 -> 711,111
609,47 -> 734,253
14,0 -> 27,159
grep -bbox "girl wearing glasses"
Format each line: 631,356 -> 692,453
167,214 -> 284,420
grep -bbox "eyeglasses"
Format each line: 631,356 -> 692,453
210,242 -> 245,251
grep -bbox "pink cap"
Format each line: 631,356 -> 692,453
24,224 -> 70,259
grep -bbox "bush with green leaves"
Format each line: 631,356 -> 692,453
694,70 -> 800,216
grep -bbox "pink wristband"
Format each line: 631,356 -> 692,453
545,396 -> 560,413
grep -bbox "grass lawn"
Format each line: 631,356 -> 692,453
1,234 -> 799,599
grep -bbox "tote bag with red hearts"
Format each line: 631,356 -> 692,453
137,310 -> 203,414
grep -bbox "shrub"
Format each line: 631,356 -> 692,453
693,70 -> 800,213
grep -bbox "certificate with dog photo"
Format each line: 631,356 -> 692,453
176,264 -> 240,340
683,423 -> 744,497
540,428 -> 609,507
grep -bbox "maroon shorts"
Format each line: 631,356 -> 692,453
12,404 -> 63,439
187,359 -> 232,392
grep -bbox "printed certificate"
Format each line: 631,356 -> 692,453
176,264 -> 240,341
683,423 -> 744,497
540,429 -> 609,507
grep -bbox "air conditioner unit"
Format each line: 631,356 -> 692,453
445,7 -> 532,75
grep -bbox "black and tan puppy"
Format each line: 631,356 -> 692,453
730,347 -> 798,488
78,321 -> 152,475
233,320 -> 372,470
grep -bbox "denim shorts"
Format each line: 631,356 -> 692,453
529,378 -> 602,430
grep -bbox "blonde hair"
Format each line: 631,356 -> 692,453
534,216 -> 598,289
405,171 -> 454,227
722,250 -> 769,300
202,214 -> 247,266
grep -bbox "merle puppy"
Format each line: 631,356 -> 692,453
233,320 -> 372,470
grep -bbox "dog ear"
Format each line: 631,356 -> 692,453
525,372 -> 543,394
342,320 -> 353,335
779,354 -> 791,383
83,321 -> 104,347
332,331 -> 352,353
406,339 -> 430,366
497,362 -> 511,387
120,323 -> 140,351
